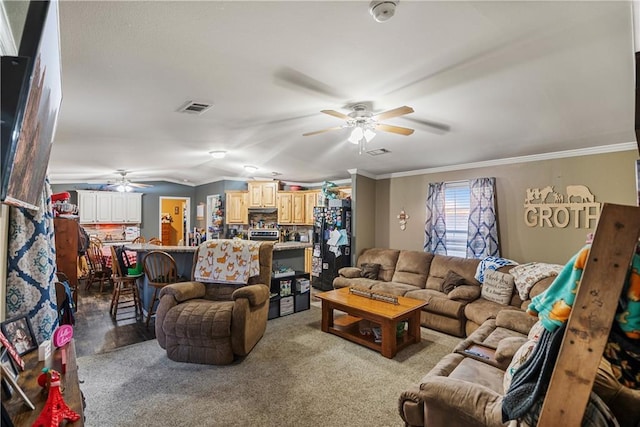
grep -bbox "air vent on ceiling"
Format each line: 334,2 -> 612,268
366,148 -> 390,156
178,100 -> 213,115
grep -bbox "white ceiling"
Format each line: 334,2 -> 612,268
46,0 -> 636,186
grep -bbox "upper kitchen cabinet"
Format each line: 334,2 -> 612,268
304,190 -> 322,225
226,191 -> 248,224
77,190 -> 142,224
278,191 -> 305,225
247,181 -> 278,208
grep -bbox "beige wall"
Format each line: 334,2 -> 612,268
352,174 -> 376,260
374,150 -> 638,264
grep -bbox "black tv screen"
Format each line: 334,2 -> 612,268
0,0 -> 62,211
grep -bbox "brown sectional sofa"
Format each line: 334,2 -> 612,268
333,248 -> 554,338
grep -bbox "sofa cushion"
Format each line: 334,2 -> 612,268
442,270 -> 469,294
495,336 -> 528,364
425,255 -> 480,291
464,297 -> 507,326
447,357 -> 506,394
333,276 -> 378,289
390,251 -> 433,288
357,248 -> 400,282
481,270 -> 514,305
338,267 -> 362,279
405,289 -> 466,318
495,309 -> 538,335
370,282 -> 420,296
447,285 -> 480,302
360,263 -> 380,279
509,262 -> 563,300
503,339 -> 537,393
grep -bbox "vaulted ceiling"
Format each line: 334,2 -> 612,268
42,1 -> 636,186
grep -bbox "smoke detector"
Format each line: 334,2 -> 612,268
369,1 -> 398,23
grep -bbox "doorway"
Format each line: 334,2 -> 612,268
159,197 -> 191,245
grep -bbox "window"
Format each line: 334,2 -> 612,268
444,181 -> 470,258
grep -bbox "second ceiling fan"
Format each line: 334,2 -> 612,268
303,104 -> 415,153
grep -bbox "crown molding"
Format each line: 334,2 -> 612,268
375,142 -> 638,180
347,169 -> 376,179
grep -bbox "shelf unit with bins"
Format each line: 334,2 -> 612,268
268,271 -> 311,320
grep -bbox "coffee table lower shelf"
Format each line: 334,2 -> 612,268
330,314 -> 415,355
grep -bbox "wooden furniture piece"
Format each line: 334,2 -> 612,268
161,223 -> 172,245
109,246 -> 143,318
85,241 -> 111,292
132,236 -> 146,244
268,271 -> 311,320
316,287 -> 427,358
247,181 -> 278,208
142,250 -> 178,328
148,237 -> 162,246
3,340 -> 84,426
539,203 -> 640,426
53,218 -> 79,291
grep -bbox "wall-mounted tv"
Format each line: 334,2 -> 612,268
0,0 -> 62,211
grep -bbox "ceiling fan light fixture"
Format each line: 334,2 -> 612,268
244,165 -> 258,173
348,126 -> 364,144
363,128 -> 376,142
209,150 -> 227,159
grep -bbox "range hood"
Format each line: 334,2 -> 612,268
248,207 -> 277,214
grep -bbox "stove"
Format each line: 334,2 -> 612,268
247,228 -> 280,241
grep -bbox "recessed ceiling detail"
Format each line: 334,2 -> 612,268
177,101 -> 213,115
366,148 -> 391,156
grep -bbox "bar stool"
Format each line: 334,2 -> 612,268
109,246 -> 144,318
142,250 -> 178,327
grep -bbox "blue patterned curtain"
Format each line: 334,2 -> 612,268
6,178 -> 58,343
424,182 -> 447,254
466,177 -> 500,258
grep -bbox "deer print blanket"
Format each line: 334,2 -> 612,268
193,240 -> 261,285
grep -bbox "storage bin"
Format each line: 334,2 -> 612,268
280,296 -> 294,316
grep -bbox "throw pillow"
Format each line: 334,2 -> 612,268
494,336 -> 527,364
509,262 -> 563,301
441,270 -> 468,294
360,263 -> 381,280
481,270 -> 514,305
503,339 -> 537,393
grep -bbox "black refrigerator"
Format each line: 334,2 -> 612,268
311,203 -> 351,291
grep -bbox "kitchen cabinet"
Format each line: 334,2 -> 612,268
279,191 -> 309,225
292,192 -> 305,224
226,191 -> 248,224
277,192 -> 293,224
304,190 -> 322,225
110,193 -> 142,223
248,181 -> 278,208
77,190 -> 142,224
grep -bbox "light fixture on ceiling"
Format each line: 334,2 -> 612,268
116,183 -> 132,192
348,123 -> 377,154
244,165 -> 258,173
369,1 -> 398,23
209,150 -> 227,159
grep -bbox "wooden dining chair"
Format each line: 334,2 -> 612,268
109,246 -> 144,318
148,237 -> 163,245
132,236 -> 146,244
85,241 -> 112,292
90,236 -> 103,247
142,250 -> 178,327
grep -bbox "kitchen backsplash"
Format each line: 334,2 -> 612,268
83,224 -> 140,242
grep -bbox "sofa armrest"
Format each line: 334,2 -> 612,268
338,267 -> 362,278
418,377 -> 504,426
398,384 -> 427,427
447,284 -> 481,302
232,284 -> 270,306
159,280 -> 206,302
495,308 -> 537,335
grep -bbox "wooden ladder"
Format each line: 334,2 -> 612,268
538,203 -> 640,426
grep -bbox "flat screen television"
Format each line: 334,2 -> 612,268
1,0 -> 62,211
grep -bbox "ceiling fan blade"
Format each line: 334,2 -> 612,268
375,123 -> 415,136
273,67 -> 347,99
373,106 -> 414,121
129,183 -> 153,188
303,126 -> 344,137
401,117 -> 451,134
321,110 -> 351,121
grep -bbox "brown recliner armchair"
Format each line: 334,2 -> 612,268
155,240 -> 274,365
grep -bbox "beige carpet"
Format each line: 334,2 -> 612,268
77,306 -> 460,427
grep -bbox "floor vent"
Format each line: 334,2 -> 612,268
177,101 -> 213,115
366,148 -> 390,156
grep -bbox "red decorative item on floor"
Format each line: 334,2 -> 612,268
32,368 -> 80,427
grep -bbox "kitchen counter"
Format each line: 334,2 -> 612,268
274,242 -> 313,251
124,243 -> 197,252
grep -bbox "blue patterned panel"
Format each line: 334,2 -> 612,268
467,177 -> 500,259
6,179 -> 58,343
424,182 -> 447,255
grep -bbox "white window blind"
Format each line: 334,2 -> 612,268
444,181 -> 470,257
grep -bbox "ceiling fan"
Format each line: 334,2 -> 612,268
303,104 -> 415,153
107,170 -> 152,192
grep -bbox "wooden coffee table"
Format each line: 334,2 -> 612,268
316,287 -> 427,358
